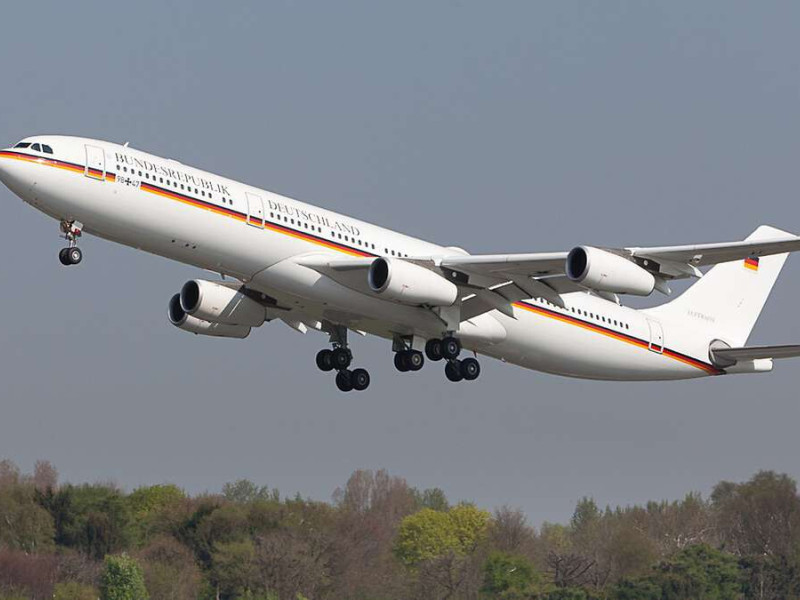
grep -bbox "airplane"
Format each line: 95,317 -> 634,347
2,135 -> 800,393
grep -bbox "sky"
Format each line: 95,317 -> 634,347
1,1 -> 800,525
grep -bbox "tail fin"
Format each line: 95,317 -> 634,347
649,225 -> 793,347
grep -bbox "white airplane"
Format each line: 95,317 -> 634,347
2,135 -> 800,392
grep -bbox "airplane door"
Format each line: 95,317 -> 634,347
646,318 -> 664,354
246,192 -> 264,228
84,145 -> 105,180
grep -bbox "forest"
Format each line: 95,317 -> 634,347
0,460 -> 798,600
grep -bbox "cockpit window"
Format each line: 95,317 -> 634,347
42,145 -> 53,154
31,143 -> 41,151
14,142 -> 31,149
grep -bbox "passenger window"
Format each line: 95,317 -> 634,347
31,143 -> 41,151
42,145 -> 53,154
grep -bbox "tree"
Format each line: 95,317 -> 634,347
0,549 -> 58,600
137,536 -> 201,600
712,470 -> 800,598
395,504 -> 491,599
100,554 -> 148,600
37,484 -> 133,559
611,544 -> 741,600
490,506 -> 535,556
222,480 -> 279,504
211,540 -> 258,600
481,551 -> 544,599
712,470 -> 800,558
32,461 -> 58,493
0,483 -> 55,552
414,487 -> 450,512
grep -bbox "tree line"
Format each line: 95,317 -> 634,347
0,459 -> 798,599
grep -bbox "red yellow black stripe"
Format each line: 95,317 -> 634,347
744,256 -> 759,271
513,300 -> 723,375
1,149 -> 722,374
139,181 -> 373,258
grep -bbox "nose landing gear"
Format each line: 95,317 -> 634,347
58,220 -> 83,266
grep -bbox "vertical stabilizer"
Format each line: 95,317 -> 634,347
649,225 -> 792,347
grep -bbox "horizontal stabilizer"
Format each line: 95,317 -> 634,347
713,344 -> 800,362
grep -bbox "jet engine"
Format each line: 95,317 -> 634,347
168,294 -> 251,338
566,246 -> 655,296
179,279 -> 266,327
368,257 -> 459,306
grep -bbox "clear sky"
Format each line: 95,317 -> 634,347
1,1 -> 800,524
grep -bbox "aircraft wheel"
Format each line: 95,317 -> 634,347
67,247 -> 82,265
58,248 -> 71,266
407,350 -> 424,371
316,349 -> 334,372
335,370 -> 354,392
441,337 -> 461,360
425,339 -> 443,361
460,357 -> 480,381
351,368 -> 370,391
332,347 -> 352,370
445,360 -> 464,382
394,352 -> 410,372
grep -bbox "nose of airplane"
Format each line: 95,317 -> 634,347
0,152 -> 10,185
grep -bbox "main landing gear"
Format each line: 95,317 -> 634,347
58,220 -> 83,266
394,335 -> 481,383
315,327 -> 370,393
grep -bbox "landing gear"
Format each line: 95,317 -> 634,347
58,220 -> 83,266
317,326 -> 369,393
316,349 -> 334,372
396,334 -> 481,383
394,350 -> 424,372
425,339 -> 444,362
460,357 -> 481,381
427,335 -> 481,383
441,336 -> 461,360
445,360 -> 464,382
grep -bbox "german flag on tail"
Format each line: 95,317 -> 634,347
744,256 -> 760,271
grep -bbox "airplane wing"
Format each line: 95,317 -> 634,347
440,226 -> 800,283
293,226 -> 800,324
712,344 -> 800,362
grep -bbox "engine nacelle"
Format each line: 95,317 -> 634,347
566,246 -> 655,296
179,279 -> 266,327
368,257 -> 458,306
168,294 -> 251,338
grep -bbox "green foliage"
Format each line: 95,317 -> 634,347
413,487 -> 450,512
222,479 -> 279,504
100,554 -> 148,600
394,504 -> 490,567
612,544 -> 741,600
53,582 -> 99,600
481,552 -> 541,599
37,484 -> 133,558
0,483 -> 54,552
138,535 -> 202,600
128,484 -> 185,519
211,540 -> 258,599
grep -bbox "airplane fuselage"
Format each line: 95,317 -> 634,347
0,136 -> 766,382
